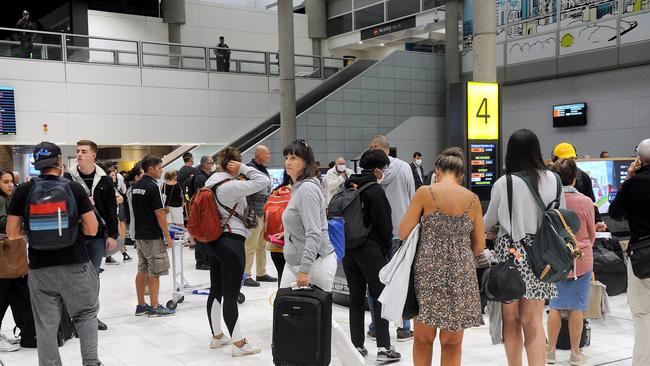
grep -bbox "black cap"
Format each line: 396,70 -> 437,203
32,141 -> 61,170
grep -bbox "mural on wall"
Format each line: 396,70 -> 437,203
463,0 -> 650,70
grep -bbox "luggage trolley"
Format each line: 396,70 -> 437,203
166,226 -> 209,310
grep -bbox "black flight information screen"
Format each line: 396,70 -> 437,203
0,87 -> 16,135
469,142 -> 498,200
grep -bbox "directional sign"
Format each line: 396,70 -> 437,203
467,82 -> 499,140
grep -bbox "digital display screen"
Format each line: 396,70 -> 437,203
553,103 -> 587,127
26,154 -> 39,177
576,159 -> 635,214
469,142 -> 498,201
0,87 -> 17,135
267,169 -> 286,189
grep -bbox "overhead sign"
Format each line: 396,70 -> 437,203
467,82 -> 499,140
361,16 -> 416,40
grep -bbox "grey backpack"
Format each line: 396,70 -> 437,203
327,182 -> 376,250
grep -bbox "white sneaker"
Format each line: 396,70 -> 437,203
570,351 -> 588,365
0,334 -> 20,345
0,338 -> 20,352
210,334 -> 231,349
231,339 -> 261,357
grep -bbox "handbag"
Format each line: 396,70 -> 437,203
479,175 -> 526,302
0,237 -> 29,279
627,235 -> 650,279
586,273 -> 608,320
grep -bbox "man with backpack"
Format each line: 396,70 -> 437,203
67,140 -> 119,331
191,155 -> 215,270
6,141 -> 102,366
368,135 -> 415,341
243,145 -> 276,287
337,149 -> 401,361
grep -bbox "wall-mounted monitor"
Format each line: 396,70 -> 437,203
0,87 -> 17,135
553,103 -> 587,127
575,159 -> 635,215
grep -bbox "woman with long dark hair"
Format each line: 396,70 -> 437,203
484,129 -> 565,366
203,147 -> 270,357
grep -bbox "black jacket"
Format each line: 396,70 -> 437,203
345,173 -> 393,253
193,169 -> 211,190
410,162 -> 425,189
609,165 -> 650,244
64,171 -> 118,240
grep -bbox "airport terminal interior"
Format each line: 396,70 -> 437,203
0,0 -> 649,365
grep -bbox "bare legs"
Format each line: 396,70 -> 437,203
413,319 -> 464,366
502,299 -> 546,366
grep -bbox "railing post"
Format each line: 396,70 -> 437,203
113,50 -> 118,65
264,52 -> 270,76
205,47 -> 210,71
61,33 -> 67,63
42,44 -> 48,60
179,54 -> 183,69
138,41 -> 143,67
319,56 -> 324,79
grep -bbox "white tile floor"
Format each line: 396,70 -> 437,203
0,245 -> 636,366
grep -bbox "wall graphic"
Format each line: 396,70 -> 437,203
462,0 -> 650,69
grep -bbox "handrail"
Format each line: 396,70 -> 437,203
0,26 -> 353,77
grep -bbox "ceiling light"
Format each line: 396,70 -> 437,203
358,41 -> 363,44
379,43 -> 385,46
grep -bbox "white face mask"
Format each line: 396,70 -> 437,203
414,159 -> 422,167
336,164 -> 347,173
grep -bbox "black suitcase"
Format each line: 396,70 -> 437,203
273,286 -> 332,366
57,304 -> 77,347
556,318 -> 590,350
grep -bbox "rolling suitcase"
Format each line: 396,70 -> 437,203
556,317 -> 590,350
273,286 -> 332,366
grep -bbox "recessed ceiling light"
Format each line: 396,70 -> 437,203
358,41 -> 363,44
379,43 -> 385,46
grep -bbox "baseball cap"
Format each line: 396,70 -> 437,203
23,10 -> 29,16
32,141 -> 62,170
552,142 -> 577,159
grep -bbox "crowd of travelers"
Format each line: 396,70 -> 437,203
0,132 -> 648,366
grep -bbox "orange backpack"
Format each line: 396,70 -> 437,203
263,186 -> 292,245
187,180 -> 235,243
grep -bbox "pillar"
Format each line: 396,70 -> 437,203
445,0 -> 461,126
306,0 -> 327,70
472,0 -> 497,82
162,0 -> 185,67
278,0 -> 297,147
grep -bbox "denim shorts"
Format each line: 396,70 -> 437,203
550,271 -> 592,312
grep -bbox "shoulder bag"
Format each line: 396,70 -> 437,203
0,236 -> 28,278
628,235 -> 650,279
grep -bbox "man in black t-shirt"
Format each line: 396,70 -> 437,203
177,152 -> 196,198
7,142 -> 101,366
131,155 -> 175,317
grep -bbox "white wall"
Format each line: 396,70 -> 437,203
0,58 -> 321,146
88,10 -> 169,42
182,0 -> 312,54
502,64 -> 650,160
386,116 -> 446,173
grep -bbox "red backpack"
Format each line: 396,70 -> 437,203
187,180 -> 234,243
263,186 -> 292,246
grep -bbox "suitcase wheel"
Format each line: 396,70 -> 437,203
166,300 -> 178,310
177,296 -> 185,304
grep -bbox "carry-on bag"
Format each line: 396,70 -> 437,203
273,285 -> 332,366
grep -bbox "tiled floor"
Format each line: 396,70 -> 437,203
0,245 -> 636,365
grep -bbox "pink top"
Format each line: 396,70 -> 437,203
565,191 -> 596,277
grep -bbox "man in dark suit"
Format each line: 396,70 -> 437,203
409,152 -> 425,189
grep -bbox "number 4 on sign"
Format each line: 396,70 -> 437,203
477,98 -> 490,124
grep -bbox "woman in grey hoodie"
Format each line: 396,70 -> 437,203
278,140 -> 335,289
202,147 -> 270,358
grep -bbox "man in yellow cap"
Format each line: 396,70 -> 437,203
552,142 -> 608,231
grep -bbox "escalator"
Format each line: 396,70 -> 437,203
163,59 -> 376,168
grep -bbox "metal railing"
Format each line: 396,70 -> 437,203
0,26 -> 351,79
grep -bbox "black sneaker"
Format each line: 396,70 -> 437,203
122,253 -> 133,262
97,319 -> 108,331
356,346 -> 368,357
243,278 -> 260,287
105,256 -> 118,265
366,329 -> 376,341
396,328 -> 414,342
377,347 -> 401,362
195,263 -> 210,270
256,274 -> 277,282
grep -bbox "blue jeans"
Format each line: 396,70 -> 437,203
368,239 -> 410,332
86,238 -> 106,275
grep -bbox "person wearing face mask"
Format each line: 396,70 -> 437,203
324,157 -> 355,204
342,150 -> 401,361
410,152 -> 426,189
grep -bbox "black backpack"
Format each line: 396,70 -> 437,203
511,173 -> 582,283
25,177 -> 79,251
182,174 -> 196,202
327,182 -> 376,250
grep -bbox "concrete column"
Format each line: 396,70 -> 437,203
278,0 -> 297,147
307,0 -> 326,77
445,0 -> 461,123
472,0 -> 497,82
162,0 -> 186,67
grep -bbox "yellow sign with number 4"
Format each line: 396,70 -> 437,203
467,82 -> 499,140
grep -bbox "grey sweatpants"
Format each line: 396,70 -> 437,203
28,262 -> 100,366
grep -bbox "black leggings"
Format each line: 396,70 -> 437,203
270,252 -> 286,288
206,233 -> 245,341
